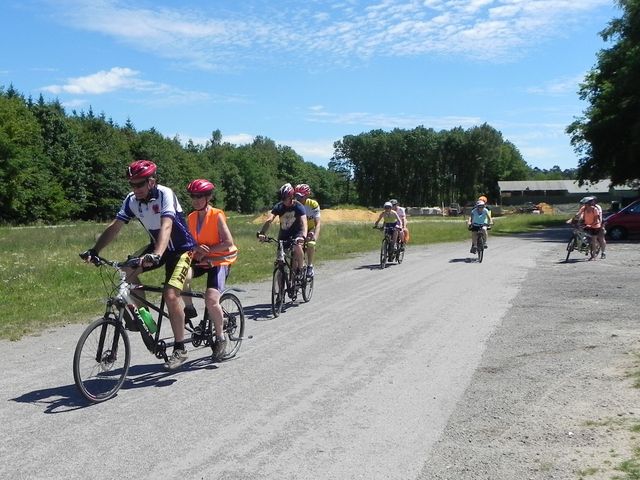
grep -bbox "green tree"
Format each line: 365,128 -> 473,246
567,0 -> 640,185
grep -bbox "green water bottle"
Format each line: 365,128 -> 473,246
138,307 -> 157,334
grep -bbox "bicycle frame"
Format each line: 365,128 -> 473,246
264,237 -> 313,317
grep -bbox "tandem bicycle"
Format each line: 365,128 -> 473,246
73,253 -> 246,402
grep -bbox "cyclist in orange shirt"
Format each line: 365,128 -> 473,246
570,196 -> 605,260
182,179 -> 238,359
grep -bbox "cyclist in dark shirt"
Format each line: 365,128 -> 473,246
257,183 -> 308,277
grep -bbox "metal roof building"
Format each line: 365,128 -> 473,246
498,179 -> 637,205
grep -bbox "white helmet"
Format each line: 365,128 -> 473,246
475,200 -> 486,207
384,201 -> 392,208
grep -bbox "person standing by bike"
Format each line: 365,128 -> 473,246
294,183 -> 320,278
257,183 -> 308,278
570,196 -> 606,260
374,201 -> 402,250
81,160 -> 196,371
181,179 -> 238,360
467,200 -> 492,254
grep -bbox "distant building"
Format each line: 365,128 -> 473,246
498,179 -> 637,206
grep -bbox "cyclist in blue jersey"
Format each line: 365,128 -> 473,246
81,160 -> 196,370
467,200 -> 493,254
257,183 -> 308,278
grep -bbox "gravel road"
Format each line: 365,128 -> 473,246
2,227 -> 638,480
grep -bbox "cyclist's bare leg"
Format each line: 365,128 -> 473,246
598,230 -> 606,255
391,229 -> 399,248
589,235 -> 599,259
306,243 -> 316,265
125,266 -> 146,302
471,230 -> 478,248
293,243 -> 304,273
205,288 -> 224,338
164,286 -> 186,343
182,268 -> 195,310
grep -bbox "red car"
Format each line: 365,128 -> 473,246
604,199 -> 640,240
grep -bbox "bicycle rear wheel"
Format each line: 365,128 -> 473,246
218,292 -> 245,360
73,314 -> 130,403
271,267 -> 286,317
379,238 -> 388,269
565,236 -> 576,262
395,243 -> 405,264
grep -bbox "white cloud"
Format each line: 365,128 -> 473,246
42,67 -> 141,94
305,106 -> 481,130
40,66 -> 215,105
49,0 -> 612,68
527,73 -> 586,96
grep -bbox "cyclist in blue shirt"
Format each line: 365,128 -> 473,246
81,160 -> 196,370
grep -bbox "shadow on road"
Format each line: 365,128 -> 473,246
10,358 -> 220,413
355,263 -> 401,270
243,302 -> 274,321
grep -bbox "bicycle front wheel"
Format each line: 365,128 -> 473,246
565,236 -> 576,262
379,238 -> 388,269
271,267 -> 286,317
218,292 -> 245,360
73,315 -> 130,403
302,273 -> 314,302
477,238 -> 485,263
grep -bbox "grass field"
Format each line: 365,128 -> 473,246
0,212 -> 567,340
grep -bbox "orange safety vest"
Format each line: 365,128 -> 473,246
187,207 -> 238,266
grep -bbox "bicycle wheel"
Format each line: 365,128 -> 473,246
396,244 -> 405,264
379,238 -> 388,269
218,292 -> 245,360
73,314 -> 130,403
271,267 -> 286,317
477,237 -> 484,263
565,236 -> 576,262
301,272 -> 314,302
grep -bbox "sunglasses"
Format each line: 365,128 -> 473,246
190,193 -> 208,199
129,180 -> 148,189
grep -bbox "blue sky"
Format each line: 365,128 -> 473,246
1,0 -> 618,171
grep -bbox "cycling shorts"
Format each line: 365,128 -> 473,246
384,224 -> 400,235
278,230 -> 304,243
584,227 -> 602,235
140,244 -> 193,290
191,265 -> 230,292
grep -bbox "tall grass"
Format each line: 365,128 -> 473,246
0,213 -> 568,340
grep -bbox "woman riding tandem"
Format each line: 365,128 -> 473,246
374,202 -> 402,251
182,179 -> 238,360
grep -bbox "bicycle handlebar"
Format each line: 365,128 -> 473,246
79,252 -> 142,269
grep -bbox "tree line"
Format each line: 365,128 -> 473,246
330,125 -> 575,208
2,85 -> 579,225
0,86 -> 346,224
